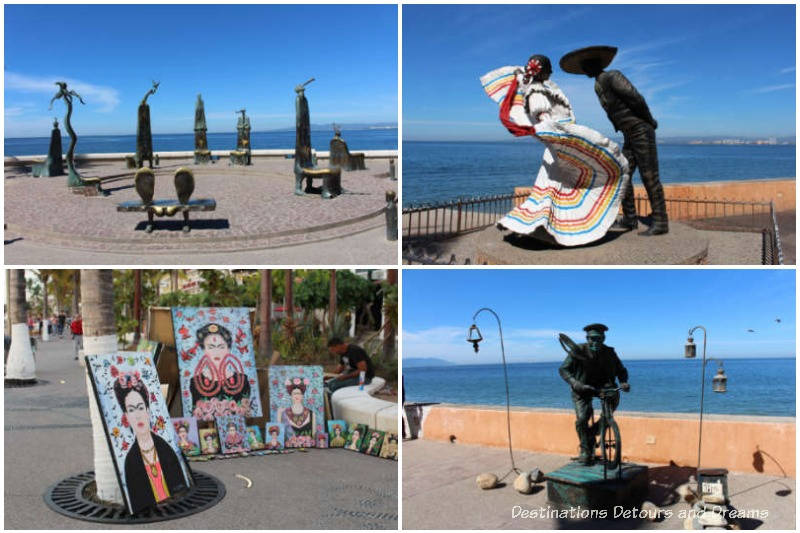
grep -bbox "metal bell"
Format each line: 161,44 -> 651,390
467,324 -> 483,353
712,362 -> 727,393
685,336 -> 697,358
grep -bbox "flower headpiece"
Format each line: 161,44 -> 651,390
110,366 -> 141,389
285,376 -> 310,394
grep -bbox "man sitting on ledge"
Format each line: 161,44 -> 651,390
325,337 -> 375,393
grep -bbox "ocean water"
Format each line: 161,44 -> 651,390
403,358 -> 795,417
4,128 -> 397,157
403,141 -> 796,206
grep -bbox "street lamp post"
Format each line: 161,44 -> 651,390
467,307 -> 520,480
684,325 -> 727,491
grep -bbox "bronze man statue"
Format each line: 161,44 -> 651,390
558,323 -> 629,465
560,46 -> 668,235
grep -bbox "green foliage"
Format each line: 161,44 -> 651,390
336,270 -> 375,311
273,315 -> 328,364
294,270 -> 330,312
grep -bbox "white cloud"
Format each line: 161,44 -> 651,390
780,66 -> 795,74
747,83 -> 795,94
5,72 -> 120,113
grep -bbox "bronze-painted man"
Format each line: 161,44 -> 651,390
558,323 -> 629,465
560,46 -> 668,235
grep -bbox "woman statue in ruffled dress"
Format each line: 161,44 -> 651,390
481,55 -> 630,246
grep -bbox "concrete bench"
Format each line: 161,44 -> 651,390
295,166 -> 342,199
331,376 -> 398,433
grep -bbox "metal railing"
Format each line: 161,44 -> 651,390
403,194 -> 784,265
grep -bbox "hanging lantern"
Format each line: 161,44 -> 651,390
685,336 -> 697,358
467,324 -> 483,353
712,362 -> 727,393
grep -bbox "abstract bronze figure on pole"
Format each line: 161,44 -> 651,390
194,94 -> 211,164
560,46 -> 668,235
294,78 -> 315,174
136,80 -> 159,169
230,108 -> 251,165
49,81 -> 89,188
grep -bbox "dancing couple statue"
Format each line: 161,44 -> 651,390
481,45 -> 667,247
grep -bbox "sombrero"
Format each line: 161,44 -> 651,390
559,46 -> 617,75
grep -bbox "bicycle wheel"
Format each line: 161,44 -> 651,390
600,418 -> 622,470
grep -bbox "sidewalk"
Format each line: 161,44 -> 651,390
4,338 -> 397,529
403,439 -> 795,530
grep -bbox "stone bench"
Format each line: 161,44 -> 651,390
295,166 -> 342,199
330,376 -> 398,432
116,167 -> 216,232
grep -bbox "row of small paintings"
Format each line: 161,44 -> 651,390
328,419 -> 397,460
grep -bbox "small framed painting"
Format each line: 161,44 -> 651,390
345,424 -> 368,452
327,419 -> 349,448
379,433 -> 398,460
172,417 -> 201,456
246,425 -> 265,450
362,429 -> 386,456
216,415 -> 250,454
316,432 -> 329,449
264,423 -> 285,450
199,427 -> 220,455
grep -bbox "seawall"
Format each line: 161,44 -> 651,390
418,404 -> 795,477
514,178 -> 795,215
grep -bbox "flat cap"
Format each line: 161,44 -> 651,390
583,323 -> 609,334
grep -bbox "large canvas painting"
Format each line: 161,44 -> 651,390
216,415 -> 250,454
172,307 -> 262,420
327,420 -> 349,448
268,365 -> 324,448
172,417 -> 201,456
86,352 -> 193,515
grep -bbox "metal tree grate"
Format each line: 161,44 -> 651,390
44,471 -> 225,524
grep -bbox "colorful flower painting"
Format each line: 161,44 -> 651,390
345,424 -> 369,452
327,420 -> 349,448
172,307 -> 262,420
172,417 -> 201,456
264,423 -> 285,450
199,427 -> 220,455
268,365 -> 324,448
216,415 -> 250,454
86,351 -> 192,515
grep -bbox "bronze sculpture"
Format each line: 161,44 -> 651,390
558,323 -> 629,465
560,46 -> 668,235
230,108 -> 251,165
136,80 -> 159,168
49,82 -> 89,187
32,118 -> 65,177
194,94 -> 211,164
294,78 -> 315,174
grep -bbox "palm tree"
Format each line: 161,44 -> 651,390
71,270 -> 80,316
329,269 -> 337,332
80,269 -> 123,505
5,269 -> 36,383
258,270 -> 272,362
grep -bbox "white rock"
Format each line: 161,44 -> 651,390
514,473 -> 533,494
476,473 -> 498,490
677,483 -> 697,504
698,509 -> 728,527
640,501 -> 660,521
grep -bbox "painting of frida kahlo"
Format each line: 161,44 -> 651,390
172,308 -> 262,420
86,352 -> 193,515
269,365 -> 324,448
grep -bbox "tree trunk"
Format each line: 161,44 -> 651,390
133,270 -> 142,345
6,269 -> 36,382
382,269 -> 397,360
258,269 -> 272,362
80,269 -> 123,505
71,270 -> 80,316
284,269 -> 294,337
329,269 -> 337,333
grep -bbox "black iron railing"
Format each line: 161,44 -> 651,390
402,194 -> 784,265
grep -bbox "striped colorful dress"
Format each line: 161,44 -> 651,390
481,66 -> 630,246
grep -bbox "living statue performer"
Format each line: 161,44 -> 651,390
32,118 -> 65,177
560,46 -> 668,235
136,80 -> 159,169
294,78 -> 315,174
194,94 -> 211,164
481,55 -> 630,247
558,324 -> 629,465
49,81 -> 89,187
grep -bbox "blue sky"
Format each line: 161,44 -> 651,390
403,4 -> 796,141
5,5 -> 397,137
403,269 -> 796,363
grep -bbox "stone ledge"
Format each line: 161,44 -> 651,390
332,377 -> 398,432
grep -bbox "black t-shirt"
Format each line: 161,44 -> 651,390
340,344 -> 375,380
